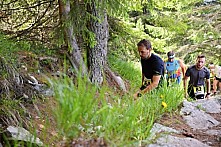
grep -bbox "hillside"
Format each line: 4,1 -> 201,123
0,0 -> 221,146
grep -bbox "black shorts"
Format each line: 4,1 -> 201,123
215,76 -> 221,82
187,85 -> 205,99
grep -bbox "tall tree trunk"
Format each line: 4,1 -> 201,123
58,0 -> 88,76
87,1 -> 108,85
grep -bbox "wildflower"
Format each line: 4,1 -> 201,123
160,95 -> 164,98
162,101 -> 167,108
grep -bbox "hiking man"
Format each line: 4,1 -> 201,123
164,51 -> 186,86
213,63 -> 221,95
208,62 -> 215,91
208,62 -> 215,76
133,39 -> 164,98
183,55 -> 211,99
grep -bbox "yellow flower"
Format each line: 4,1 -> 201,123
160,95 -> 164,98
162,101 -> 167,108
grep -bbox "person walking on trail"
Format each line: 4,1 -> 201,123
208,62 -> 215,90
183,55 -> 211,100
133,39 -> 164,98
208,62 -> 215,76
213,63 -> 221,95
164,51 -> 186,86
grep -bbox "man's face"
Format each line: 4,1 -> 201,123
168,57 -> 174,62
138,45 -> 151,59
196,57 -> 206,69
209,64 -> 215,71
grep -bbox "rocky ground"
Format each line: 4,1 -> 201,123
151,95 -> 221,147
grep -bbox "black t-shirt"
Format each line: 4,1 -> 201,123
185,65 -> 210,86
141,53 -> 164,83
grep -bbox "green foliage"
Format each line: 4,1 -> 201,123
66,0 -> 142,50
49,74 -> 101,137
2,0 -> 221,145
180,2 -> 221,63
0,33 -> 21,58
83,29 -> 97,49
184,53 -> 196,65
51,72 -> 184,146
108,55 -> 141,88
104,0 -> 142,18
157,15 -> 188,34
108,17 -> 148,61
108,16 -> 169,61
0,33 -> 53,59
155,82 -> 184,112
0,99 -> 21,112
153,0 -> 201,11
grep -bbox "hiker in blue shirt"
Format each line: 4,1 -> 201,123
183,55 -> 211,99
134,39 -> 164,98
164,51 -> 186,86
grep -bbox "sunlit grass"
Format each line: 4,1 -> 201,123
0,35 -> 184,146
50,58 -> 184,146
108,55 -> 141,88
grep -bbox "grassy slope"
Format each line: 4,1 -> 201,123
0,34 -> 185,146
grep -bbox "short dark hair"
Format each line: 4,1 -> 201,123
197,55 -> 206,59
137,39 -> 152,49
167,51 -> 175,58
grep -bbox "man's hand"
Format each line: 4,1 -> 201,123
205,93 -> 211,99
133,91 -> 142,100
184,92 -> 188,99
133,92 -> 138,99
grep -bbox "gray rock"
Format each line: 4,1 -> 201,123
146,96 -> 221,146
193,98 -> 221,113
205,129 -> 221,135
148,135 -> 210,147
147,123 -> 180,141
180,100 -> 220,130
204,0 -> 217,4
115,76 -> 126,92
7,126 -> 43,146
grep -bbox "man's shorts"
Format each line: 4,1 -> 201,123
215,76 -> 221,82
188,85 -> 205,100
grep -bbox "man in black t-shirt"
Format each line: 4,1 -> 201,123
183,55 -> 211,99
134,39 -> 164,98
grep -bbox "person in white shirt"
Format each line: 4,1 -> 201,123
213,64 -> 221,95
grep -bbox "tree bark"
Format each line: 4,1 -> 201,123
87,1 -> 108,85
58,0 -> 88,76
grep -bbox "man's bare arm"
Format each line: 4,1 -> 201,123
142,75 -> 161,94
178,59 -> 186,77
183,76 -> 188,98
206,78 -> 211,94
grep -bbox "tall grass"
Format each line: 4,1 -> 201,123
49,75 -> 100,137
51,58 -> 184,146
0,33 -> 184,146
108,55 -> 141,88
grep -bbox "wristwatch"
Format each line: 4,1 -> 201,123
137,93 -> 142,97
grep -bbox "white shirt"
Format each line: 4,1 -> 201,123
214,65 -> 221,78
